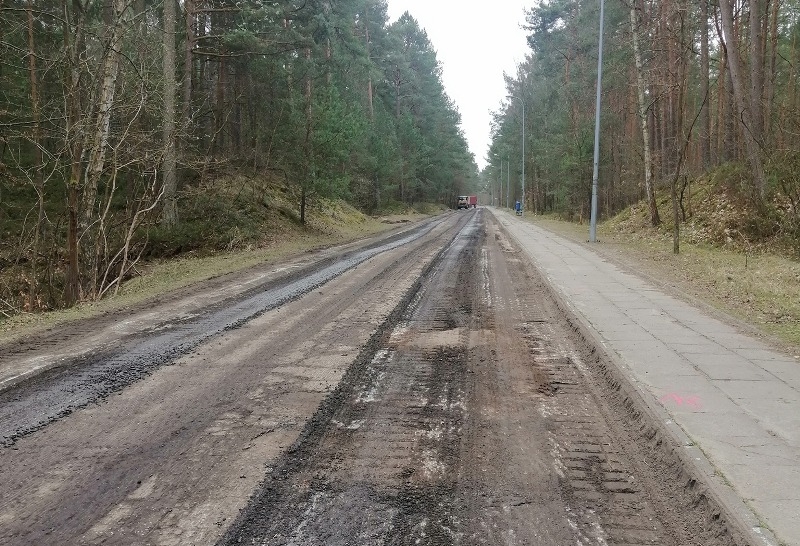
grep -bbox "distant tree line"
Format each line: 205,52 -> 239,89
0,0 -> 477,309
489,0 -> 800,243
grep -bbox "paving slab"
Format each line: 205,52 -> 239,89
493,208 -> 800,546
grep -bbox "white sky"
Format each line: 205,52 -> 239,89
386,1 -> 532,170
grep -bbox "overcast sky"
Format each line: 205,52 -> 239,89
386,1 -> 532,170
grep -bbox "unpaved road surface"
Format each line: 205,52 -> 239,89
1,210 -> 741,545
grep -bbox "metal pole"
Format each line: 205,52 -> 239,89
589,0 -> 605,242
521,98 -> 525,217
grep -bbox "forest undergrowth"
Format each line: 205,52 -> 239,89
0,172 -> 440,339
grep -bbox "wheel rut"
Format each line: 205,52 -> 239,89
0,210 -> 745,546
222,211 -> 742,546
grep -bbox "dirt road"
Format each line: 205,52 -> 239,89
0,210 -> 742,545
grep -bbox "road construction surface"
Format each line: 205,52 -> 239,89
0,210 -> 762,545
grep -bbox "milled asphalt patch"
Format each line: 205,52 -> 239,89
0,220 -> 444,447
493,207 -> 798,546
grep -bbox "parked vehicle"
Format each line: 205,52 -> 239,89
457,195 -> 477,209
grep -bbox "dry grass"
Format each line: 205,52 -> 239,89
534,215 -> 800,352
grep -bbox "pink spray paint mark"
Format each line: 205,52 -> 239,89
660,393 -> 703,410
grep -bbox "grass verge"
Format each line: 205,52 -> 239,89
532,215 -> 800,353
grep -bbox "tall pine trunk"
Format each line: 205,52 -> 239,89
764,0 -> 779,140
181,0 -> 194,149
161,0 -> 178,227
302,47 -> 312,225
630,1 -> 660,226
26,0 -> 46,309
699,0 -> 711,167
719,0 -> 767,202
366,11 -> 374,121
749,0 -> 765,146
63,0 -> 88,305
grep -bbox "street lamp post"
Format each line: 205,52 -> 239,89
589,0 -> 605,242
521,97 -> 525,216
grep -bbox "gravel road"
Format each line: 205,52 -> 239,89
0,210 -> 743,545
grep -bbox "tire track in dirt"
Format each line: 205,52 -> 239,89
0,213 -> 473,546
219,214 -> 483,545
220,211 -> 742,545
490,215 -> 743,546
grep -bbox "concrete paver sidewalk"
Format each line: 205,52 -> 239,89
494,208 -> 799,546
